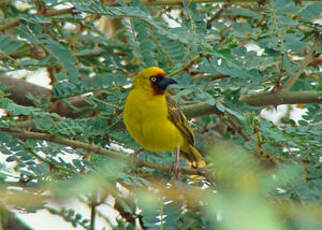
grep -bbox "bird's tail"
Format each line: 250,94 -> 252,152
180,144 -> 205,168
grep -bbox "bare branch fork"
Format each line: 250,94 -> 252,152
240,33 -> 321,107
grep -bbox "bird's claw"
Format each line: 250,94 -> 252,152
170,161 -> 180,179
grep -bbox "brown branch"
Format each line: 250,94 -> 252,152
241,32 -> 321,108
168,54 -> 205,77
0,73 -> 101,118
89,196 -> 97,230
206,3 -> 230,29
0,7 -> 76,32
239,90 -> 321,107
0,73 -> 50,106
0,18 -> 20,32
308,53 -> 322,68
0,74 -> 248,141
42,7 -> 76,17
292,53 -> 322,68
0,127 -> 208,177
181,102 -> 222,118
0,208 -> 33,230
192,73 -> 230,81
0,73 -> 224,119
225,114 -> 250,141
114,198 -> 136,226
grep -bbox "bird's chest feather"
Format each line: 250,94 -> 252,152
124,90 -> 183,151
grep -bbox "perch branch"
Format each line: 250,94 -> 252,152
0,127 -> 209,177
239,90 -> 321,107
0,74 -> 51,106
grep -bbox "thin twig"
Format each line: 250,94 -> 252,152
206,3 -> 229,29
20,140 -> 77,174
0,7 -> 76,32
281,34 -> 320,91
42,7 -> 76,17
192,73 -> 230,80
168,53 -> 208,77
90,196 -> 97,230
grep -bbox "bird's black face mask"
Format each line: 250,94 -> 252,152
150,74 -> 177,95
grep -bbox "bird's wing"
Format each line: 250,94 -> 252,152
166,94 -> 195,145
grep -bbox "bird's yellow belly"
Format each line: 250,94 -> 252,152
125,115 -> 183,152
139,119 -> 183,152
123,90 -> 183,152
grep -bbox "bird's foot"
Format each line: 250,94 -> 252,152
169,147 -> 181,179
170,161 -> 180,179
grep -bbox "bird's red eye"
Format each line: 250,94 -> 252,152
150,76 -> 157,82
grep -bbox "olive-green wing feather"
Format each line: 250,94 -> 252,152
166,94 -> 203,167
166,94 -> 195,145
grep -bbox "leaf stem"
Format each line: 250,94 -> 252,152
168,54 -> 205,77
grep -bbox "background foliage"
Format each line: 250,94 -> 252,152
0,0 -> 321,229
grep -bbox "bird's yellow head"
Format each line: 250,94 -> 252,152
132,67 -> 177,95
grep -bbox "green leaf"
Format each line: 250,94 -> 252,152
299,2 -> 322,19
44,39 -> 79,79
225,6 -> 262,19
20,15 -> 51,23
283,33 -> 306,51
0,34 -> 24,55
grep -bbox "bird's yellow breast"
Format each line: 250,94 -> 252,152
123,88 -> 183,152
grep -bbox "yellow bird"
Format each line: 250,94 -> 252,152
123,67 -> 202,173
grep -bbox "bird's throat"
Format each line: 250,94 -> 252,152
151,85 -> 166,95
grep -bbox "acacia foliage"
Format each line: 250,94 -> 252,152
0,0 -> 321,229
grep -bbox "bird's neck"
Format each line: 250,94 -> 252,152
133,87 -> 166,99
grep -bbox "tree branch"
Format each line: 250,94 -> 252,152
240,32 -> 320,107
0,73 -> 248,142
0,208 -> 33,230
0,18 -> 20,32
89,196 -> 97,230
0,7 -> 76,32
0,127 -> 208,177
182,102 -> 222,118
0,72 -> 225,120
192,73 -> 230,81
42,7 -> 75,17
0,74 -> 50,106
239,90 -> 321,107
168,54 -> 205,77
206,2 -> 229,29
0,73 -> 101,118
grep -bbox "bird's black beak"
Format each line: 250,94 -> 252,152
153,76 -> 177,90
